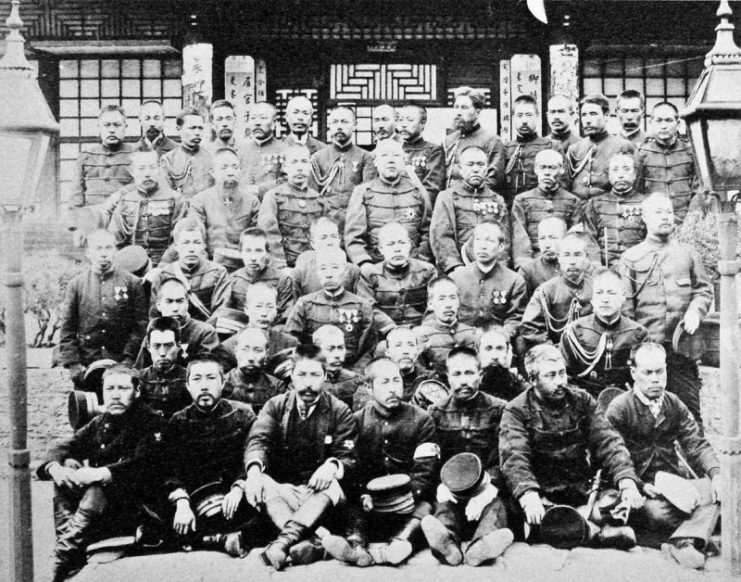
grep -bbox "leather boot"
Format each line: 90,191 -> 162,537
200,532 -> 246,557
420,515 -> 463,566
263,520 -> 306,570
464,528 -> 514,566
52,508 -> 96,582
323,535 -> 374,567
290,535 -> 327,565
669,538 -> 706,569
595,525 -> 636,550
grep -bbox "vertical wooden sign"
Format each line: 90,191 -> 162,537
510,54 -> 543,134
225,55 -> 255,139
499,60 -> 512,141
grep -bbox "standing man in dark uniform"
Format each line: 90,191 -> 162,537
136,100 -> 177,157
398,104 -> 445,205
244,344 -> 358,570
312,325 -> 369,410
160,108 -> 214,201
237,102 -> 287,200
566,94 -> 634,203
546,95 -> 580,157
619,192 -> 713,432
517,217 -> 565,297
500,345 -> 645,549
616,90 -> 647,146
635,102 -> 699,223
503,95 -> 556,204
345,138 -> 433,270
444,86 -> 505,191
206,100 -> 240,153
431,145 -> 509,274
38,364 -> 165,581
372,104 -> 399,142
422,347 -> 514,566
323,357 -> 439,566
60,230 -> 148,388
310,106 -> 376,234
282,95 -> 325,155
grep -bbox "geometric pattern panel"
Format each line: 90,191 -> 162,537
273,88 -> 320,139
446,88 -> 492,108
330,64 -> 437,101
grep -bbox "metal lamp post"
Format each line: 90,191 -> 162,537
681,0 -> 741,574
0,1 -> 59,581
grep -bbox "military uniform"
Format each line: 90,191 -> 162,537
450,262 -> 528,334
566,132 -> 635,201
160,144 -> 215,201
309,142 -> 377,234
204,136 -> 240,155
500,386 -> 637,505
583,188 -> 647,267
257,182 -> 330,269
403,136 -> 446,205
224,264 -> 293,321
290,250 -> 362,298
138,364 -> 190,418
635,136 -> 699,223
108,184 -> 187,266
503,135 -> 556,203
621,129 -> 647,148
518,273 -> 593,356
618,238 -> 713,432
606,390 -> 720,548
357,258 -> 437,327
237,135 -> 287,200
443,123 -> 505,191
413,320 -> 478,376
59,266 -> 148,369
285,288 -> 395,368
187,186 -> 261,272
430,183 -> 509,274
517,254 -> 560,298
223,368 -> 286,413
549,130 -> 580,159
135,315 -> 225,369
480,366 -> 527,402
221,327 -> 300,373
322,368 -> 370,412
283,132 -> 325,156
150,259 -> 229,322
511,186 -> 582,263
345,175 -> 433,266
135,134 -> 178,158
560,314 -> 648,397
70,143 -> 135,208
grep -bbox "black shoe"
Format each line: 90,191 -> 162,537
290,536 -> 326,565
598,525 -> 636,550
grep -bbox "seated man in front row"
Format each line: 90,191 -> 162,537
38,364 -> 165,582
323,357 -> 440,567
244,343 -> 358,570
606,342 -> 721,569
499,345 -> 644,550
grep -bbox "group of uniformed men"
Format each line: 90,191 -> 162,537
42,86 -> 722,581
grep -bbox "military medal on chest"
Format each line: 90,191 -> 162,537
621,205 -> 642,223
338,308 -> 360,332
298,199 -> 307,209
113,286 -> 129,301
492,290 -> 507,305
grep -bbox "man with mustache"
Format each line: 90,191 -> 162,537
372,104 -> 400,142
258,145 -> 330,270
138,316 -> 191,418
634,102 -> 700,223
477,324 -> 526,402
431,146 -> 509,275
606,342 -> 722,569
503,95 -> 557,203
511,149 -> 582,267
616,90 -> 647,146
323,357 -> 439,566
187,148 -> 261,273
516,217 -> 565,298
136,100 -> 177,157
38,364 -> 165,581
162,356 -> 258,557
108,151 -> 187,266
618,192 -> 713,433
60,229 -> 148,389
223,327 -> 286,414
357,221 -> 437,327
560,268 -> 647,397
444,86 -> 505,191
584,152 -> 647,267
244,343 -> 358,570
500,345 -> 643,550
518,231 -> 594,356
282,96 -> 325,155
237,102 -> 287,200
422,347 -> 514,567
160,108 -> 215,201
309,106 -> 377,234
546,95 -> 580,158
345,138 -> 433,270
398,104 -> 445,205
206,100 -> 240,153
313,324 -> 369,411
450,222 -> 527,334
566,94 -> 634,202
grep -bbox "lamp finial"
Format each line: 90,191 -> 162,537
0,0 -> 34,77
707,0 -> 741,66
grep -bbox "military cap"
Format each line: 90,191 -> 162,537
190,481 -> 256,532
68,390 -> 104,430
367,474 -> 415,514
440,452 -> 485,498
412,378 -> 449,409
537,505 -> 590,549
113,245 -> 151,277
672,321 -> 706,361
596,386 -> 626,413
208,307 -> 249,338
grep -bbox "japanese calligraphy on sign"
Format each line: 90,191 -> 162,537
500,54 -> 542,138
225,55 -> 256,138
550,44 -> 580,108
256,59 -> 268,103
182,43 -> 213,120
499,60 -> 512,142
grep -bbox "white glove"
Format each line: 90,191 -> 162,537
436,483 -> 457,504
465,482 -> 498,522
